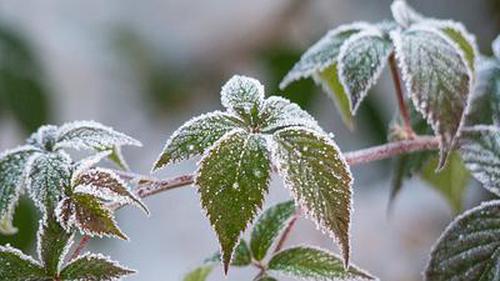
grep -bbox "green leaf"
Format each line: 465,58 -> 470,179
268,247 -> 375,281
460,126 -> 500,196
273,127 -> 353,266
206,240 -> 253,267
153,111 -> 242,171
0,145 -> 38,234
425,200 -> 500,281
0,245 -> 47,281
390,0 -> 424,28
338,31 -> 393,113
434,21 -> 477,73
60,253 -> 135,281
56,193 -> 127,240
259,96 -> 323,134
280,23 -> 368,89
55,120 -> 142,150
98,145 -> 130,171
74,168 -> 149,215
421,152 -> 470,213
26,152 -> 71,211
37,214 -> 72,276
392,26 -> 472,169
220,75 -> 265,121
250,200 -> 296,261
196,130 -> 271,273
315,64 -> 354,129
183,265 -> 214,281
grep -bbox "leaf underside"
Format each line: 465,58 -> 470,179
273,127 -> 353,266
196,130 -> 271,273
425,200 -> 500,281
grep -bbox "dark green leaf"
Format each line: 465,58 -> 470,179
206,240 -> 253,267
196,130 -> 271,273
0,245 -> 47,281
338,32 -> 392,113
56,193 -> 127,240
268,247 -> 375,281
0,145 -> 38,234
425,200 -> 500,281
60,253 -> 135,281
273,127 -> 353,266
26,152 -> 71,211
250,200 -> 296,261
393,27 -> 472,169
37,214 -> 72,276
153,111 -> 242,171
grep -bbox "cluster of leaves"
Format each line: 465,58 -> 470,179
0,121 -> 146,280
184,201 -> 376,281
281,0 -> 477,169
154,75 -> 355,274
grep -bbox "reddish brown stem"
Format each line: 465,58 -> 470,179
389,53 -> 415,139
69,135 -> 440,260
273,212 -> 299,254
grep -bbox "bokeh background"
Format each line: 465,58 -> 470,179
0,0 -> 498,280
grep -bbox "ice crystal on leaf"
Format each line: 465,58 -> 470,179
282,0 -> 477,169
155,75 -> 354,273
59,253 -> 135,281
425,200 -> 500,281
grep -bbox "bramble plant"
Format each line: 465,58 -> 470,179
0,1 -> 499,280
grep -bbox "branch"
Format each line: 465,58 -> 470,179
70,135 -> 440,259
389,53 -> 415,138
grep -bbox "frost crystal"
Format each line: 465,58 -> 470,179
390,0 -> 423,28
221,75 -> 265,118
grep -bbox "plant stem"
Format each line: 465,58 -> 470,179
389,52 -> 415,138
69,135 -> 440,260
273,212 -> 299,254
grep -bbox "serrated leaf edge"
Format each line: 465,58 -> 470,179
63,252 -> 136,280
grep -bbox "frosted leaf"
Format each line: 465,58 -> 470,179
184,265 -> 214,281
26,125 -> 58,151
392,26 -> 472,169
0,245 -> 46,280
390,0 -> 424,28
74,168 -> 149,215
106,145 -> 130,171
460,126 -> 500,196
195,129 -> 271,273
54,120 -> 142,150
268,246 -> 376,281
280,23 -> 370,89
60,253 -> 135,281
26,152 -> 71,211
250,200 -> 296,261
493,35 -> 500,59
0,145 -> 39,232
272,127 -> 353,266
71,151 -> 112,181
465,57 -> 500,126
425,200 -> 500,281
338,30 -> 393,113
37,214 -> 73,276
259,96 -> 324,134
313,64 -> 354,129
220,75 -> 265,121
56,192 -> 128,240
153,111 -> 242,171
209,240 -> 253,267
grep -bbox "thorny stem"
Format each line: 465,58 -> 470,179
389,52 -> 415,139
69,135 -> 440,262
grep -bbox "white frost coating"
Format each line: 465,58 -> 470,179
55,120 -> 142,150
71,151 -> 112,186
269,245 -> 377,281
220,75 -> 265,113
390,0 -> 424,28
270,126 -> 353,266
259,96 -> 324,134
390,26 -> 471,168
492,34 -> 500,59
337,28 -> 393,114
35,217 -> 75,271
0,244 -> 43,267
26,125 -> 58,148
279,22 -> 372,89
65,252 -> 136,281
